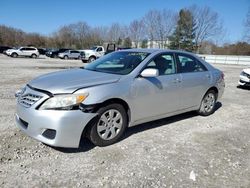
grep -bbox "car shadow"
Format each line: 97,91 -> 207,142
237,85 -> 250,90
52,102 -> 222,153
51,138 -> 96,153
123,102 -> 221,140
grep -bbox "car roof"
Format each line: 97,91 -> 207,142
120,48 -> 196,55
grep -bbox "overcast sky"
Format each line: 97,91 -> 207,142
0,0 -> 249,43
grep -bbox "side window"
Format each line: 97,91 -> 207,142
145,54 -> 176,75
177,54 -> 207,73
97,47 -> 103,52
27,48 -> 35,51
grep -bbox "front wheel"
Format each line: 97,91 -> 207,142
198,90 -> 217,116
88,103 -> 128,146
31,54 -> 37,58
64,55 -> 69,60
11,53 -> 18,58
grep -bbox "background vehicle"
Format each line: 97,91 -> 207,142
0,46 -> 12,54
38,48 -> 48,55
238,68 -> 250,87
58,50 -> 81,59
46,48 -> 70,58
80,46 -> 105,63
15,49 -> 225,148
6,47 -> 39,58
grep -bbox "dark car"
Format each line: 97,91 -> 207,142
117,47 -> 132,51
46,48 -> 71,58
0,46 -> 12,54
38,48 -> 48,55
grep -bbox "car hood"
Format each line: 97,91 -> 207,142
82,50 -> 94,53
243,68 -> 250,75
7,49 -> 16,52
28,68 -> 121,94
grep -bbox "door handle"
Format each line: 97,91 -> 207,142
173,78 -> 181,83
206,74 -> 211,79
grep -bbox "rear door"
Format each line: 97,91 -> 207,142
175,53 -> 210,109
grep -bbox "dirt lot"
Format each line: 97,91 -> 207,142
0,54 -> 249,188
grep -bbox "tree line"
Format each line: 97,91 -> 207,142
0,5 -> 250,55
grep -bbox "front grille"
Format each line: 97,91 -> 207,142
18,93 -> 42,108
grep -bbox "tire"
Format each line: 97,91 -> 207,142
88,103 -> 128,146
52,54 -> 57,58
64,55 -> 69,60
198,90 -> 217,116
31,54 -> 37,58
11,53 -> 18,58
88,56 -> 96,63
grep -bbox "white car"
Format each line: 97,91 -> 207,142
238,68 -> 250,87
6,47 -> 39,58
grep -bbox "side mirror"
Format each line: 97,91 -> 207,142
140,68 -> 159,77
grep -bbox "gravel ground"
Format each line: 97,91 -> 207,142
0,54 -> 249,188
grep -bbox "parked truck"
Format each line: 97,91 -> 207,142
80,46 -> 105,63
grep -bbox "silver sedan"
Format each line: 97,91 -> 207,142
15,49 -> 225,148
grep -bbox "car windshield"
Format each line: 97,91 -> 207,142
85,51 -> 150,75
91,46 -> 97,50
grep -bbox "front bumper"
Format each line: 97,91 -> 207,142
238,79 -> 250,86
58,54 -> 64,58
6,51 -> 12,56
238,75 -> 250,86
15,87 -> 97,148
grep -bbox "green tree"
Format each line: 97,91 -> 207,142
117,37 -> 123,46
123,37 -> 132,48
141,39 -> 148,48
169,9 -> 196,52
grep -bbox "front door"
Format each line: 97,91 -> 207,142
131,53 -> 182,122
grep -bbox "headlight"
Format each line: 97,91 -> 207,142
39,93 -> 88,110
240,71 -> 250,78
15,86 -> 26,98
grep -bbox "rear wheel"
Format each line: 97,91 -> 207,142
88,103 -> 127,146
88,56 -> 96,63
198,90 -> 217,116
31,54 -> 37,58
11,53 -> 18,58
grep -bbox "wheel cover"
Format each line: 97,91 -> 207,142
97,109 -> 123,140
202,93 -> 215,113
